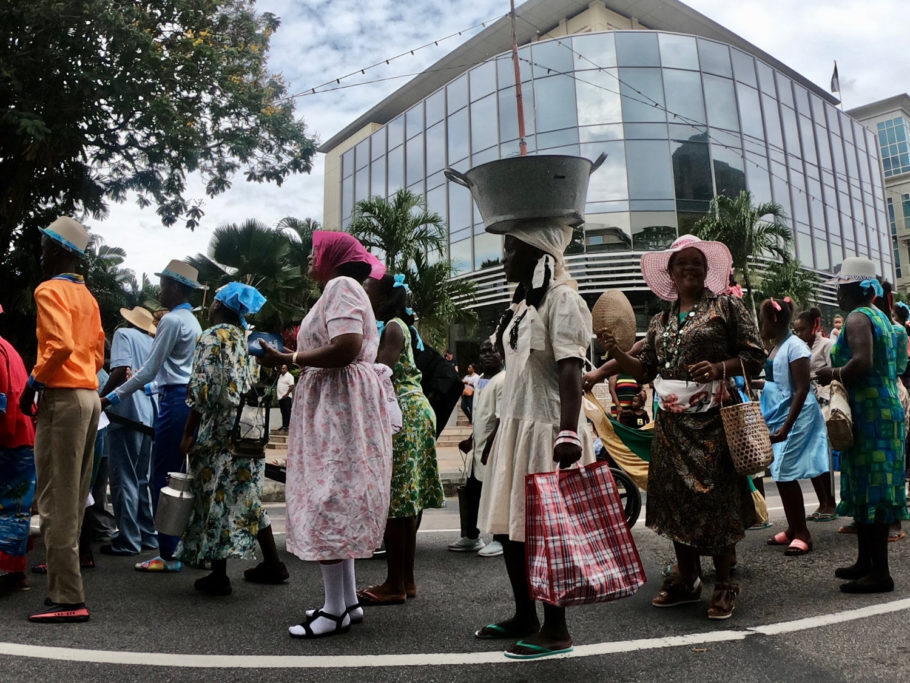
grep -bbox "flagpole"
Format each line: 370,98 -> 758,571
830,59 -> 842,110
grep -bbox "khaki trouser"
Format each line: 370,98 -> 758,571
34,388 -> 100,604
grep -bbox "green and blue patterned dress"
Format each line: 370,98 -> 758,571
831,306 -> 909,524
176,323 -> 266,563
385,318 -> 444,518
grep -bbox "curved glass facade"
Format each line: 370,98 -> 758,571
338,31 -> 891,311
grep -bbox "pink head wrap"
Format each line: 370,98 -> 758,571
312,231 -> 385,281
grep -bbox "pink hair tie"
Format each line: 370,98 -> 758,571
770,298 -> 781,312
783,296 -> 791,304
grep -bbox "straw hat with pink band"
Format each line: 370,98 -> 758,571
641,234 -> 733,302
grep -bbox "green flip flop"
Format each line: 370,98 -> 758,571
503,640 -> 574,660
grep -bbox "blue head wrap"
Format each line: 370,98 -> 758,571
215,282 -> 266,329
392,273 -> 419,319
897,301 -> 910,316
859,279 -> 884,299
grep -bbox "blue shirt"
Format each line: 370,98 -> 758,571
112,304 -> 201,401
108,327 -> 156,427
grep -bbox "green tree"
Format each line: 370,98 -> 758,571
82,235 -> 135,334
349,190 -> 446,272
757,257 -> 819,310
694,190 -> 791,317
408,251 -> 477,349
188,219 -> 306,331
0,0 -> 316,256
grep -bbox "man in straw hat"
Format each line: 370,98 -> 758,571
98,307 -> 157,556
18,217 -> 105,623
101,260 -> 203,572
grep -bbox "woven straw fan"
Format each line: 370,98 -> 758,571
592,290 -> 637,353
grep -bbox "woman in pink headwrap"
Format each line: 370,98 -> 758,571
259,231 -> 396,639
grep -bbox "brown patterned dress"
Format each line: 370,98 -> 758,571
638,291 -> 765,553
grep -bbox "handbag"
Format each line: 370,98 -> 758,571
824,379 -> 853,451
230,382 -> 273,459
720,360 -> 774,475
525,461 -> 646,607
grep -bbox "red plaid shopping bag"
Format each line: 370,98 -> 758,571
525,462 -> 646,607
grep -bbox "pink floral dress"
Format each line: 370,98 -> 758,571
285,276 -> 394,561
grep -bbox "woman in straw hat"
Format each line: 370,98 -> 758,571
602,234 -> 764,620
816,257 -> 908,593
473,224 -> 595,660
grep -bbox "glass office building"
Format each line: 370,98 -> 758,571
331,28 -> 890,332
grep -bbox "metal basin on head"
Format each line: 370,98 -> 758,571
444,153 -> 606,234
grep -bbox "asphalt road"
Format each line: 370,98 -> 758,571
2,482 -> 908,682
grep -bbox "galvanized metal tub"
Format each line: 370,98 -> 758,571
444,153 -> 606,234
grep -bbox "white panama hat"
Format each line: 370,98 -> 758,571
824,256 -> 878,285
154,259 -> 206,290
40,216 -> 90,255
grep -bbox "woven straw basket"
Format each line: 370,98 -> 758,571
721,361 -> 774,475
592,290 -> 636,352
824,380 -> 853,451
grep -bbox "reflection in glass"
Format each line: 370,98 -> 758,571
623,123 -> 668,139
474,232 -> 503,268
342,175 -> 353,221
582,141 -> 627,202
780,106 -> 800,155
387,145 -> 404,196
730,49 -> 757,86
703,75 -> 739,131
370,157 -> 385,199
449,182 -> 472,231
775,73 -> 793,107
470,61 -> 497,101
355,138 -> 370,170
712,145 -> 746,197
535,75 -> 578,133
736,83 -> 763,139
426,185 -> 446,230
498,86 -> 536,143
342,149 -> 354,178
387,116 -> 404,150
658,34 -> 699,70
615,32 -> 660,66
371,129 -> 386,161
573,32 -> 616,70
663,69 -> 706,125
497,48 -> 532,85
576,69 -> 623,125
447,74 -> 468,114
448,108 -> 469,164
626,139 -> 674,199
406,104 -> 423,140
426,122 -> 445,174
579,124 -> 623,142
584,213 -> 632,253
355,166 -> 369,203
796,231 -> 814,268
633,219 -> 678,251
697,39 -> 732,77
620,68 -> 666,123
814,237 -> 829,270
756,61 -> 776,96
762,94 -> 783,149
671,135 -> 713,201
745,151 -> 773,205
798,115 -> 816,164
450,237 -> 472,274
537,129 -> 580,152
471,94 -> 498,152
471,146 -> 499,166
426,90 -> 445,127
532,39 -> 574,78
406,133 -> 424,187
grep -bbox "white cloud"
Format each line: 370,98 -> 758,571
93,0 -> 908,278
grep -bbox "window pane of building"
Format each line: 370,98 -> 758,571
780,105 -> 801,156
470,94 -> 498,153
470,60 -> 497,101
663,69 -> 706,125
387,145 -> 403,196
762,93 -> 783,149
449,182 -> 472,231
406,132 -> 424,187
658,34 -> 699,70
370,129 -> 386,161
450,237 -> 472,274
387,116 -> 404,150
354,166 -> 369,203
426,90 -> 445,127
615,31 -> 660,66
572,32 -> 617,70
697,39 -> 732,77
448,108 -> 469,164
619,68 -> 666,122
370,157 -> 385,199
406,104 -> 423,140
474,232 -> 502,268
447,74 -> 468,114
342,175 -> 353,221
534,75 -> 578,133
576,69 -> 622,125
756,61 -> 776,96
582,141 -> 627,201
532,39 -> 574,77
626,139 -> 674,199
745,151 -> 773,205
798,115 -> 816,164
425,122 -> 445,175
730,49 -> 757,86
671,136 -> 712,201
775,72 -> 794,107
355,138 -> 370,170
426,185 -> 447,230
736,83 -> 763,139
342,149 -> 354,178
711,145 -> 746,197
702,74 -> 739,131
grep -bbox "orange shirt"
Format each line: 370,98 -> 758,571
30,275 -> 105,390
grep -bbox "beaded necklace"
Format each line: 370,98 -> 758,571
661,300 -> 700,370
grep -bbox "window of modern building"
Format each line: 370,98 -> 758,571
619,67 -> 666,122
426,90 -> 445,127
497,85 -> 536,148
735,83 -> 763,140
877,117 -> 910,177
703,74 -> 739,131
664,68 -> 707,125
387,145 -> 404,196
670,135 -> 712,206
447,74 -> 468,114
354,165 -> 369,203
341,175 -> 353,224
469,60 -> 497,102
450,236 -> 472,274
756,61 -> 776,97
370,128 -> 386,161
626,139 -> 674,199
370,156 -> 385,199
406,132 -> 424,187
615,31 -> 660,67
730,49 -> 757,87
474,232 -> 503,268
535,75 -> 578,133
355,138 -> 370,171
903,193 -> 910,231
657,33 -> 698,70
576,69 -> 623,125
531,38 -> 574,77
387,115 -> 404,150
582,140 -> 627,202
426,122 -> 446,175
406,103 -> 423,140
697,39 -> 732,77
342,149 -> 354,179
711,144 -> 746,198
574,32 -> 617,69
448,108 -> 469,164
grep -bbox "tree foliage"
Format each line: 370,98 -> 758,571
757,257 -> 819,310
0,0 -> 317,258
694,190 -> 792,317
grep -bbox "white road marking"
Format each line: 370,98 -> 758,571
1,598 -> 908,668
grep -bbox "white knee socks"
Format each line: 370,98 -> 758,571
288,561 -> 350,637
342,558 -> 363,622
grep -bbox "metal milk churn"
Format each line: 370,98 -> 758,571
154,469 -> 195,537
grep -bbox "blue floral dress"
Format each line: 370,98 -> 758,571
176,323 -> 267,563
831,306 -> 908,524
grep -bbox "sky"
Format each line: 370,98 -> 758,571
91,0 -> 908,280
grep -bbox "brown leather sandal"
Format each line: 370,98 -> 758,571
707,581 -> 740,620
651,574 -> 702,607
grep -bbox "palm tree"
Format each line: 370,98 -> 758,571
408,250 -> 477,348
82,234 -> 135,333
349,190 -> 446,272
758,256 -> 819,310
694,190 -> 791,318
